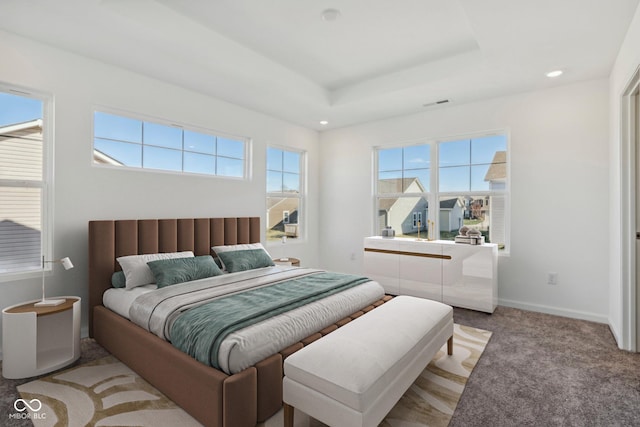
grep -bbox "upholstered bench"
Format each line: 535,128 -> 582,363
282,295 -> 454,427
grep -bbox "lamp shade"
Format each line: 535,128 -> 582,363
60,257 -> 73,270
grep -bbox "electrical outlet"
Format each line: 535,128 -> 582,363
547,272 -> 558,285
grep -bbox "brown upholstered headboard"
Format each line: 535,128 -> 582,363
88,217 -> 261,337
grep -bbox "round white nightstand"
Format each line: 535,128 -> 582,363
2,297 -> 81,379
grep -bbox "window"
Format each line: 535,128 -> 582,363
266,147 -> 304,242
412,212 -> 422,229
375,133 -> 508,250
93,111 -> 247,178
0,87 -> 51,278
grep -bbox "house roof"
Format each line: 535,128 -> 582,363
440,198 -> 460,210
484,151 -> 507,182
378,177 -> 426,193
0,119 -> 42,137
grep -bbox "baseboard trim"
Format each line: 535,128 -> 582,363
498,298 -> 608,324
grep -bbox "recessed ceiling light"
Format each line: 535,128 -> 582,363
321,9 -> 341,21
320,120 -> 329,125
546,70 -> 563,78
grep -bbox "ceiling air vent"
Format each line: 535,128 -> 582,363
423,99 -> 450,108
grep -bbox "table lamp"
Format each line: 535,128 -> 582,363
36,256 -> 73,307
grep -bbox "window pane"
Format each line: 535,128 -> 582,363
378,147 -> 402,172
267,148 -> 283,171
184,152 -> 215,175
403,145 -> 430,169
283,172 -> 300,193
143,146 -> 182,171
404,169 -> 429,193
267,170 -> 283,192
218,137 -> 244,159
438,196 -> 490,241
0,90 -> 47,276
144,122 -> 182,150
471,135 -> 507,164
94,112 -> 142,143
439,139 -> 470,167
94,138 -> 141,167
0,186 -> 42,273
378,171 -> 403,194
283,151 -> 300,174
0,93 -> 42,126
439,166 -> 470,192
377,196 -> 428,238
471,164 -> 491,191
267,197 -> 300,242
217,156 -> 244,177
93,111 -> 246,179
0,120 -> 43,181
184,130 -> 215,154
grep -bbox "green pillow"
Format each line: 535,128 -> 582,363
111,271 -> 126,288
147,255 -> 223,288
217,248 -> 275,273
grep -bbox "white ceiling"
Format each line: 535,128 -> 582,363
0,0 -> 638,130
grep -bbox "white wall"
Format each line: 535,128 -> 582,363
609,4 -> 640,350
0,30 -> 320,353
319,79 -> 610,323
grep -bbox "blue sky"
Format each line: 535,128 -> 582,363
0,92 -> 42,126
378,135 -> 506,192
93,111 -> 244,177
267,148 -> 300,193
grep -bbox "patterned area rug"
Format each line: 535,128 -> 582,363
17,324 -> 490,427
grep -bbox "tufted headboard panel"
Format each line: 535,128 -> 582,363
88,217 -> 261,336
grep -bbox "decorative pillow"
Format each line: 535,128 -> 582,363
111,271 -> 126,288
117,251 -> 194,289
216,248 -> 275,273
147,255 -> 223,288
212,243 -> 271,271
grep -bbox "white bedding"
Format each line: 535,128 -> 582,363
103,266 -> 385,374
103,284 -> 156,318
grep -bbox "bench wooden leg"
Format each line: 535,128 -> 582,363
284,403 -> 294,427
447,336 -> 453,355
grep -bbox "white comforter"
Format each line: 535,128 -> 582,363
125,266 -> 385,374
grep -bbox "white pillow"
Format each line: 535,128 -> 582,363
117,251 -> 194,289
211,243 -> 270,270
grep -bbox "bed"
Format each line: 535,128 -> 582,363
88,217 -> 391,427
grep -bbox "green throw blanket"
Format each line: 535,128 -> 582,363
171,271 -> 369,369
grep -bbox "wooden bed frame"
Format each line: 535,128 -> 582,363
88,217 -> 391,427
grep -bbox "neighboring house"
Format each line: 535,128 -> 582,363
378,178 -> 465,234
484,151 -> 507,245
0,220 -> 41,273
377,178 -> 428,235
0,120 -> 43,273
267,197 -> 299,237
439,198 -> 466,232
94,149 -> 124,166
1,120 -> 122,273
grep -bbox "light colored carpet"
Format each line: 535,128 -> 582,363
18,324 -> 490,427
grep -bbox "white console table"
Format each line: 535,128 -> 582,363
364,237 -> 498,313
2,297 -> 81,379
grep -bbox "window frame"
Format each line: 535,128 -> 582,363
266,146 -> 306,244
91,107 -> 250,180
374,130 -> 510,253
0,83 -> 54,281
